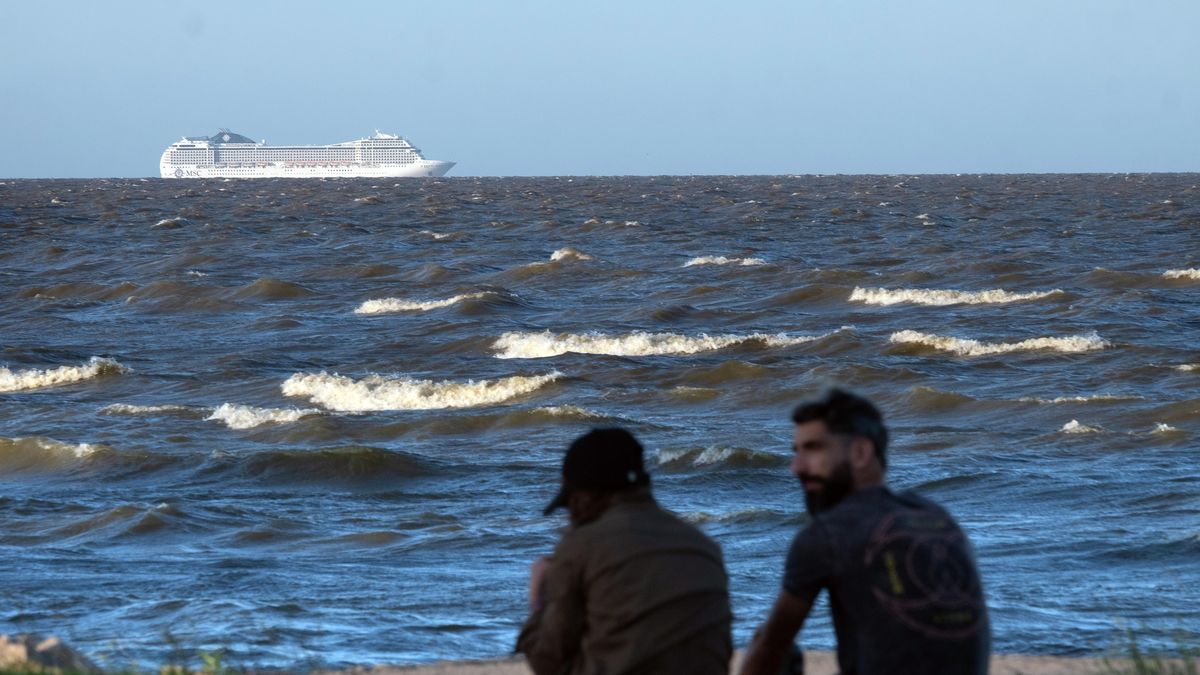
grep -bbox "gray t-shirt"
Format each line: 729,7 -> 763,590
784,486 -> 990,675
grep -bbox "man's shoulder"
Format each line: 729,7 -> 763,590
802,487 -> 958,544
824,486 -> 949,517
891,488 -> 952,514
566,499 -> 719,553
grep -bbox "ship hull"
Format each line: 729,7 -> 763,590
160,160 -> 455,179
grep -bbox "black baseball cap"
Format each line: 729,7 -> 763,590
543,428 -> 651,516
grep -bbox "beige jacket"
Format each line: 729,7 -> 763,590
516,491 -> 732,675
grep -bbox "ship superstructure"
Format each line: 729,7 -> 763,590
160,130 -> 455,178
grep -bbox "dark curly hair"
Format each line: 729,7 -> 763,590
791,388 -> 889,469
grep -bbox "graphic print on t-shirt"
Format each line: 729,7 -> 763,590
862,509 -> 986,639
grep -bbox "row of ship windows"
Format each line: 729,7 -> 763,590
197,153 -> 416,158
166,159 -> 415,164
174,150 -> 414,156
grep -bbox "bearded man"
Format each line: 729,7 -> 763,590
740,388 -> 990,675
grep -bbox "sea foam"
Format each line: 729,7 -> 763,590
1163,269 -> 1200,280
0,437 -> 101,471
100,403 -> 193,415
532,405 -> 607,420
0,358 -> 127,393
682,508 -> 782,525
354,293 -> 490,314
657,445 -> 782,468
281,371 -> 562,412
889,330 -> 1109,356
850,287 -> 1062,306
206,403 -> 322,430
549,247 -> 593,262
683,256 -> 766,267
1061,420 -> 1102,434
492,330 -> 826,359
1018,394 -> 1142,404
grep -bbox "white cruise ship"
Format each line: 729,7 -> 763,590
160,129 -> 455,178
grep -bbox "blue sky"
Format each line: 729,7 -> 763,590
1,0 -> 1197,177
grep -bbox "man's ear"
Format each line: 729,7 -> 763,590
848,436 -> 875,470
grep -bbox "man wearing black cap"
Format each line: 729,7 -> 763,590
516,427 -> 732,675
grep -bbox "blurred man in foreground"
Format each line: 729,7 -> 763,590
517,427 -> 732,674
740,389 -> 990,675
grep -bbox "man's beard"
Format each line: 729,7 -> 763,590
802,460 -> 854,515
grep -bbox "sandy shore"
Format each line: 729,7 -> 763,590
315,650 -> 1159,674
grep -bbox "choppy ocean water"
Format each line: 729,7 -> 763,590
1,174 -> 1197,669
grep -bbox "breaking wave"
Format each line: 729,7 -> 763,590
849,287 -> 1062,306
206,403 -> 323,430
280,371 -> 562,412
0,357 -> 127,393
682,508 -> 786,525
1175,364 -> 1199,372
1018,394 -> 1142,404
549,247 -> 593,262
683,256 -> 766,267
889,330 -> 1109,356
1061,420 -> 1102,434
1163,269 -> 1200,280
492,330 -> 827,359
0,436 -> 102,472
354,293 -> 491,314
581,217 -> 640,227
100,403 -> 195,416
656,445 -> 784,468
530,405 -> 607,420
1152,423 -> 1181,435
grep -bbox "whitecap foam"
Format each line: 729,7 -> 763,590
657,445 -> 781,467
419,229 -> 454,240
492,330 -> 827,359
354,293 -> 489,314
1061,420 -> 1101,434
206,403 -> 322,430
1018,394 -> 1142,404
683,256 -> 766,267
1152,423 -> 1180,434
1163,269 -> 1200,280
889,330 -> 1109,356
693,447 -> 749,466
100,403 -> 193,415
0,357 -> 127,393
549,247 -> 592,262
682,508 -> 780,524
281,371 -> 562,412
0,437 -> 100,465
532,405 -> 607,419
580,218 -> 641,227
850,287 -> 1062,306
1174,364 -> 1199,372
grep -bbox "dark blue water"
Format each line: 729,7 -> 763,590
1,174 -> 1197,668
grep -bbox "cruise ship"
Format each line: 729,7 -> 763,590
160,129 -> 455,178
